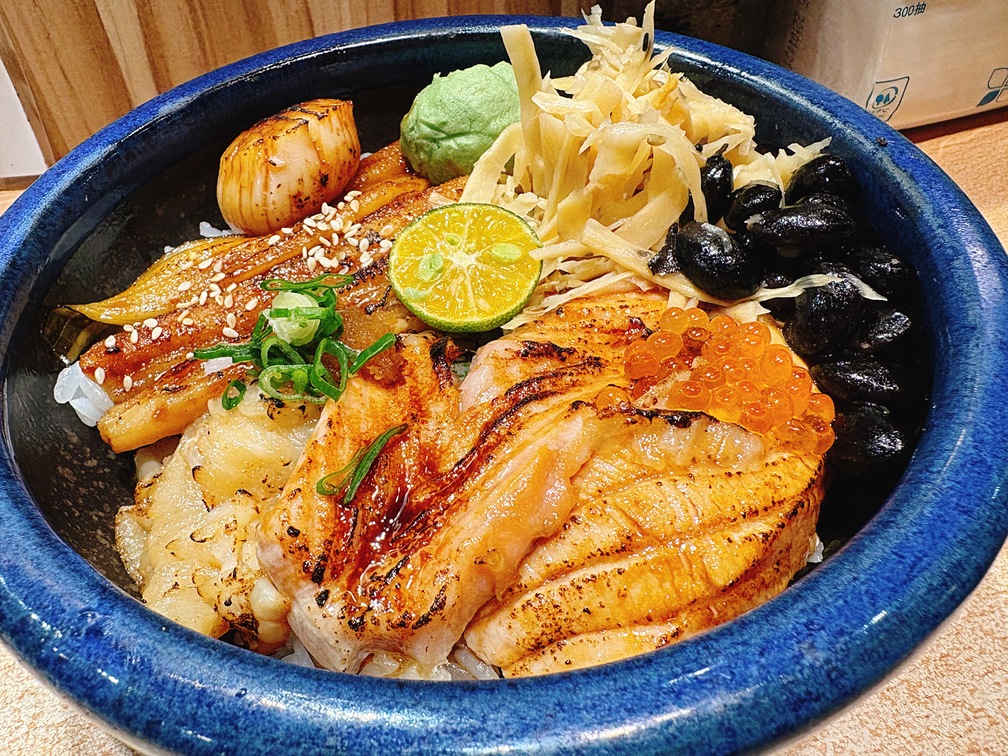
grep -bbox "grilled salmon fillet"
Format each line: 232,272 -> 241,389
259,288 -> 825,674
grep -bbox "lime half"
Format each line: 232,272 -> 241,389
388,203 -> 542,332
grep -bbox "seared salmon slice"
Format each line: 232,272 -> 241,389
260,289 -> 825,674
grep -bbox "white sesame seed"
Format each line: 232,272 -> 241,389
347,190 -> 362,199
331,217 -> 344,233
198,258 -> 214,269
225,283 -> 237,293
224,294 -> 234,309
215,295 -> 225,306
130,330 -> 139,344
199,290 -> 209,306
331,234 -> 340,246
308,245 -> 323,258
316,221 -> 330,233
209,283 -> 222,295
319,236 -> 332,248
379,239 -> 393,251
213,261 -> 223,273
222,327 -> 240,339
268,234 -> 281,246
175,300 -> 189,310
179,260 -> 194,270
306,257 -> 318,273
281,226 -> 294,235
94,367 -> 105,385
302,245 -> 309,259
210,272 -> 225,283
346,237 -> 359,248
379,224 -> 395,239
185,351 -> 195,360
143,318 -> 158,329
182,317 -> 194,326
123,375 -> 133,391
321,202 -> 333,215
245,297 -> 259,311
104,335 -> 116,348
317,256 -> 332,269
151,326 -> 163,340
178,281 -> 192,292
303,217 -> 317,228
337,201 -> 345,211
359,238 -> 370,254
226,312 -> 237,328
350,199 -> 360,213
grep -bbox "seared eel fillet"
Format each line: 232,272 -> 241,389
259,289 -> 825,674
75,144 -> 457,452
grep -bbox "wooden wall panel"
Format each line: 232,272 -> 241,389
0,0 -> 583,162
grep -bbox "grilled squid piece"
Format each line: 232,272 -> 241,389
217,98 -> 361,235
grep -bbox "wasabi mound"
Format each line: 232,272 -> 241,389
400,62 -> 520,184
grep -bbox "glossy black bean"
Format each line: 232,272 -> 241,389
701,154 -> 734,224
830,403 -> 909,474
724,182 -> 783,233
854,308 -> 913,355
796,191 -> 853,216
809,357 -> 914,405
785,154 -> 856,204
846,243 -> 917,301
747,204 -> 856,258
783,280 -> 864,356
678,193 -> 695,225
673,221 -> 762,301
647,224 -> 680,276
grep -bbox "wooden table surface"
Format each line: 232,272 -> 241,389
1,108 -> 1006,755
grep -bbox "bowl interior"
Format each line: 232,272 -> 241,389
8,25 -> 909,593
1,16 -> 1006,755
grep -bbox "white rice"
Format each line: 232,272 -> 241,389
53,362 -> 114,427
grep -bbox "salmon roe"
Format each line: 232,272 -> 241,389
608,306 -> 835,454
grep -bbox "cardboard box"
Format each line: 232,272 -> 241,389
766,0 -> 1008,129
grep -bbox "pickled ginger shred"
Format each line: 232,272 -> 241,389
462,4 -> 828,326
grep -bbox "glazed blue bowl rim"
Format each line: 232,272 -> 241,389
1,14 -> 1007,755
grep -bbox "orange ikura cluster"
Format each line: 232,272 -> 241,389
597,307 -> 836,455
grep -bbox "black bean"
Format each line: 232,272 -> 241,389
796,191 -> 853,217
724,182 -> 783,233
785,154 -> 857,204
648,224 -> 680,276
854,308 -> 913,355
701,154 -> 734,224
673,221 -> 762,301
783,280 -> 864,356
830,403 -> 909,474
810,357 -> 914,405
846,243 -> 917,302
747,204 -> 857,258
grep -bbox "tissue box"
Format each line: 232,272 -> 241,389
765,0 -> 1008,129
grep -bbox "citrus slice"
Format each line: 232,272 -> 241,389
388,203 -> 542,332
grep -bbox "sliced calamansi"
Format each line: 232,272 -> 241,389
388,203 -> 541,332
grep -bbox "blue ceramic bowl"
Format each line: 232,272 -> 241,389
1,16 -> 1007,755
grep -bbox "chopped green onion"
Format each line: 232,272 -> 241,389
309,338 -> 351,402
221,378 -> 247,410
195,273 -> 394,409
349,333 -> 395,374
315,423 -> 408,503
